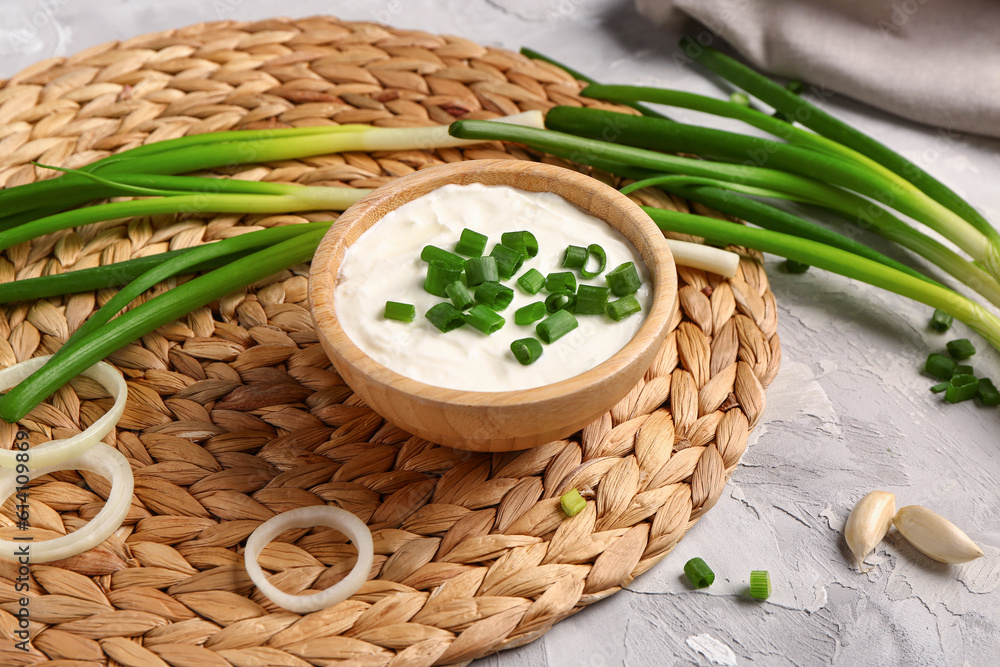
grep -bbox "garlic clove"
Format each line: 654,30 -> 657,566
893,505 -> 985,564
844,490 -> 896,572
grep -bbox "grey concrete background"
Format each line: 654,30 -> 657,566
2,1 -> 998,664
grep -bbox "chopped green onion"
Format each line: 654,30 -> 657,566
545,271 -> 577,295
490,244 -> 525,280
536,310 -> 578,343
562,245 -> 588,269
580,244 -> 607,279
930,309 -> 954,332
684,557 -> 715,588
425,303 -> 466,333
930,382 -> 949,394
465,304 -> 506,335
953,364 -> 974,377
514,302 -> 547,325
511,337 -> 544,366
729,92 -> 750,107
605,262 -> 641,296
545,293 -> 575,313
501,231 -> 538,258
978,378 -> 1000,405
945,374 -> 979,403
424,260 -> 463,298
559,488 -> 586,516
575,285 -> 610,315
947,338 -> 976,360
925,353 -> 957,380
749,570 -> 771,600
517,268 -> 546,295
455,228 -> 488,256
445,281 -> 475,311
607,294 -> 642,321
421,245 -> 465,269
475,282 -> 514,311
384,301 -> 415,322
784,259 -> 810,274
465,256 -> 499,286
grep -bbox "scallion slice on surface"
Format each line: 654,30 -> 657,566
425,303 -> 466,333
514,302 -> 547,325
978,378 -> 1000,405
517,268 -> 546,295
954,364 -> 974,377
562,245 -> 588,269
749,570 -> 771,600
465,304 -> 506,335
930,382 -> 949,394
445,281 -> 475,311
465,256 -> 499,286
684,558 -> 715,588
545,271 -> 577,295
490,243 -> 525,280
455,228 -> 488,256
511,337 -> 543,365
545,293 -> 575,313
580,244 -> 607,279
607,294 -> 642,321
384,301 -> 415,322
945,374 -> 979,403
424,260 -> 463,298
925,353 -> 957,380
475,282 -> 514,311
606,262 -> 641,296
421,245 -> 465,269
501,230 -> 538,258
536,310 -> 578,343
947,339 -> 976,360
559,488 -> 586,516
575,285 -> 610,315
931,309 -> 955,332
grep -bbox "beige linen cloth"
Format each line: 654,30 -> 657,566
636,0 -> 1000,138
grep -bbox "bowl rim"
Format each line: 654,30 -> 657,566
309,159 -> 676,409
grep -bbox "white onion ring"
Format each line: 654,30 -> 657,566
244,506 -> 374,613
0,356 -> 128,470
0,442 -> 134,563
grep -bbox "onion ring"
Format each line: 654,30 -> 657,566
0,442 -> 134,563
244,506 -> 374,613
0,356 -> 128,470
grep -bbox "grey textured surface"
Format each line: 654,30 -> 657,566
2,1 -> 998,664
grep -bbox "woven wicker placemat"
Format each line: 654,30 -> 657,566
0,16 -> 780,667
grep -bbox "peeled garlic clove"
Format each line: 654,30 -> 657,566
893,505 -> 985,564
845,490 -> 895,572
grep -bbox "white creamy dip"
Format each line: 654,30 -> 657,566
335,183 -> 652,391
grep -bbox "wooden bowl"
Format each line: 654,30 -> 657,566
309,160 -> 676,451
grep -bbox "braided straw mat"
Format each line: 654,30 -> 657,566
0,16 -> 780,667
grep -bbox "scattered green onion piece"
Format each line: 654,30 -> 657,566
684,558 -> 715,588
729,92 -> 751,107
536,310 -> 578,343
383,301 -> 415,322
607,294 -> 642,321
421,245 -> 464,269
424,260 -> 463,298
559,488 -> 586,517
930,309 -> 954,332
606,261 -> 641,296
445,281 -> 475,311
545,271 -> 577,295
501,231 -> 538,258
924,353 -> 956,380
945,374 -> 979,403
977,378 -> 1000,405
465,256 -> 499,286
580,244 -> 607,279
749,571 -> 771,600
490,244 -> 525,280
517,268 -> 546,295
475,282 -> 514,311
575,285 -> 610,315
425,303 -> 465,333
784,259 -> 810,274
455,228 -> 488,256
930,382 -> 949,394
545,293 -> 575,313
947,338 -> 976,360
515,302 -> 547,325
953,364 -> 974,377
562,245 -> 588,269
511,337 -> 544,365
465,304 -> 506,335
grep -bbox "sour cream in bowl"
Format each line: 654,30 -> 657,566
309,160 -> 676,452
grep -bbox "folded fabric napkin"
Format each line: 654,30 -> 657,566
636,0 -> 1000,138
